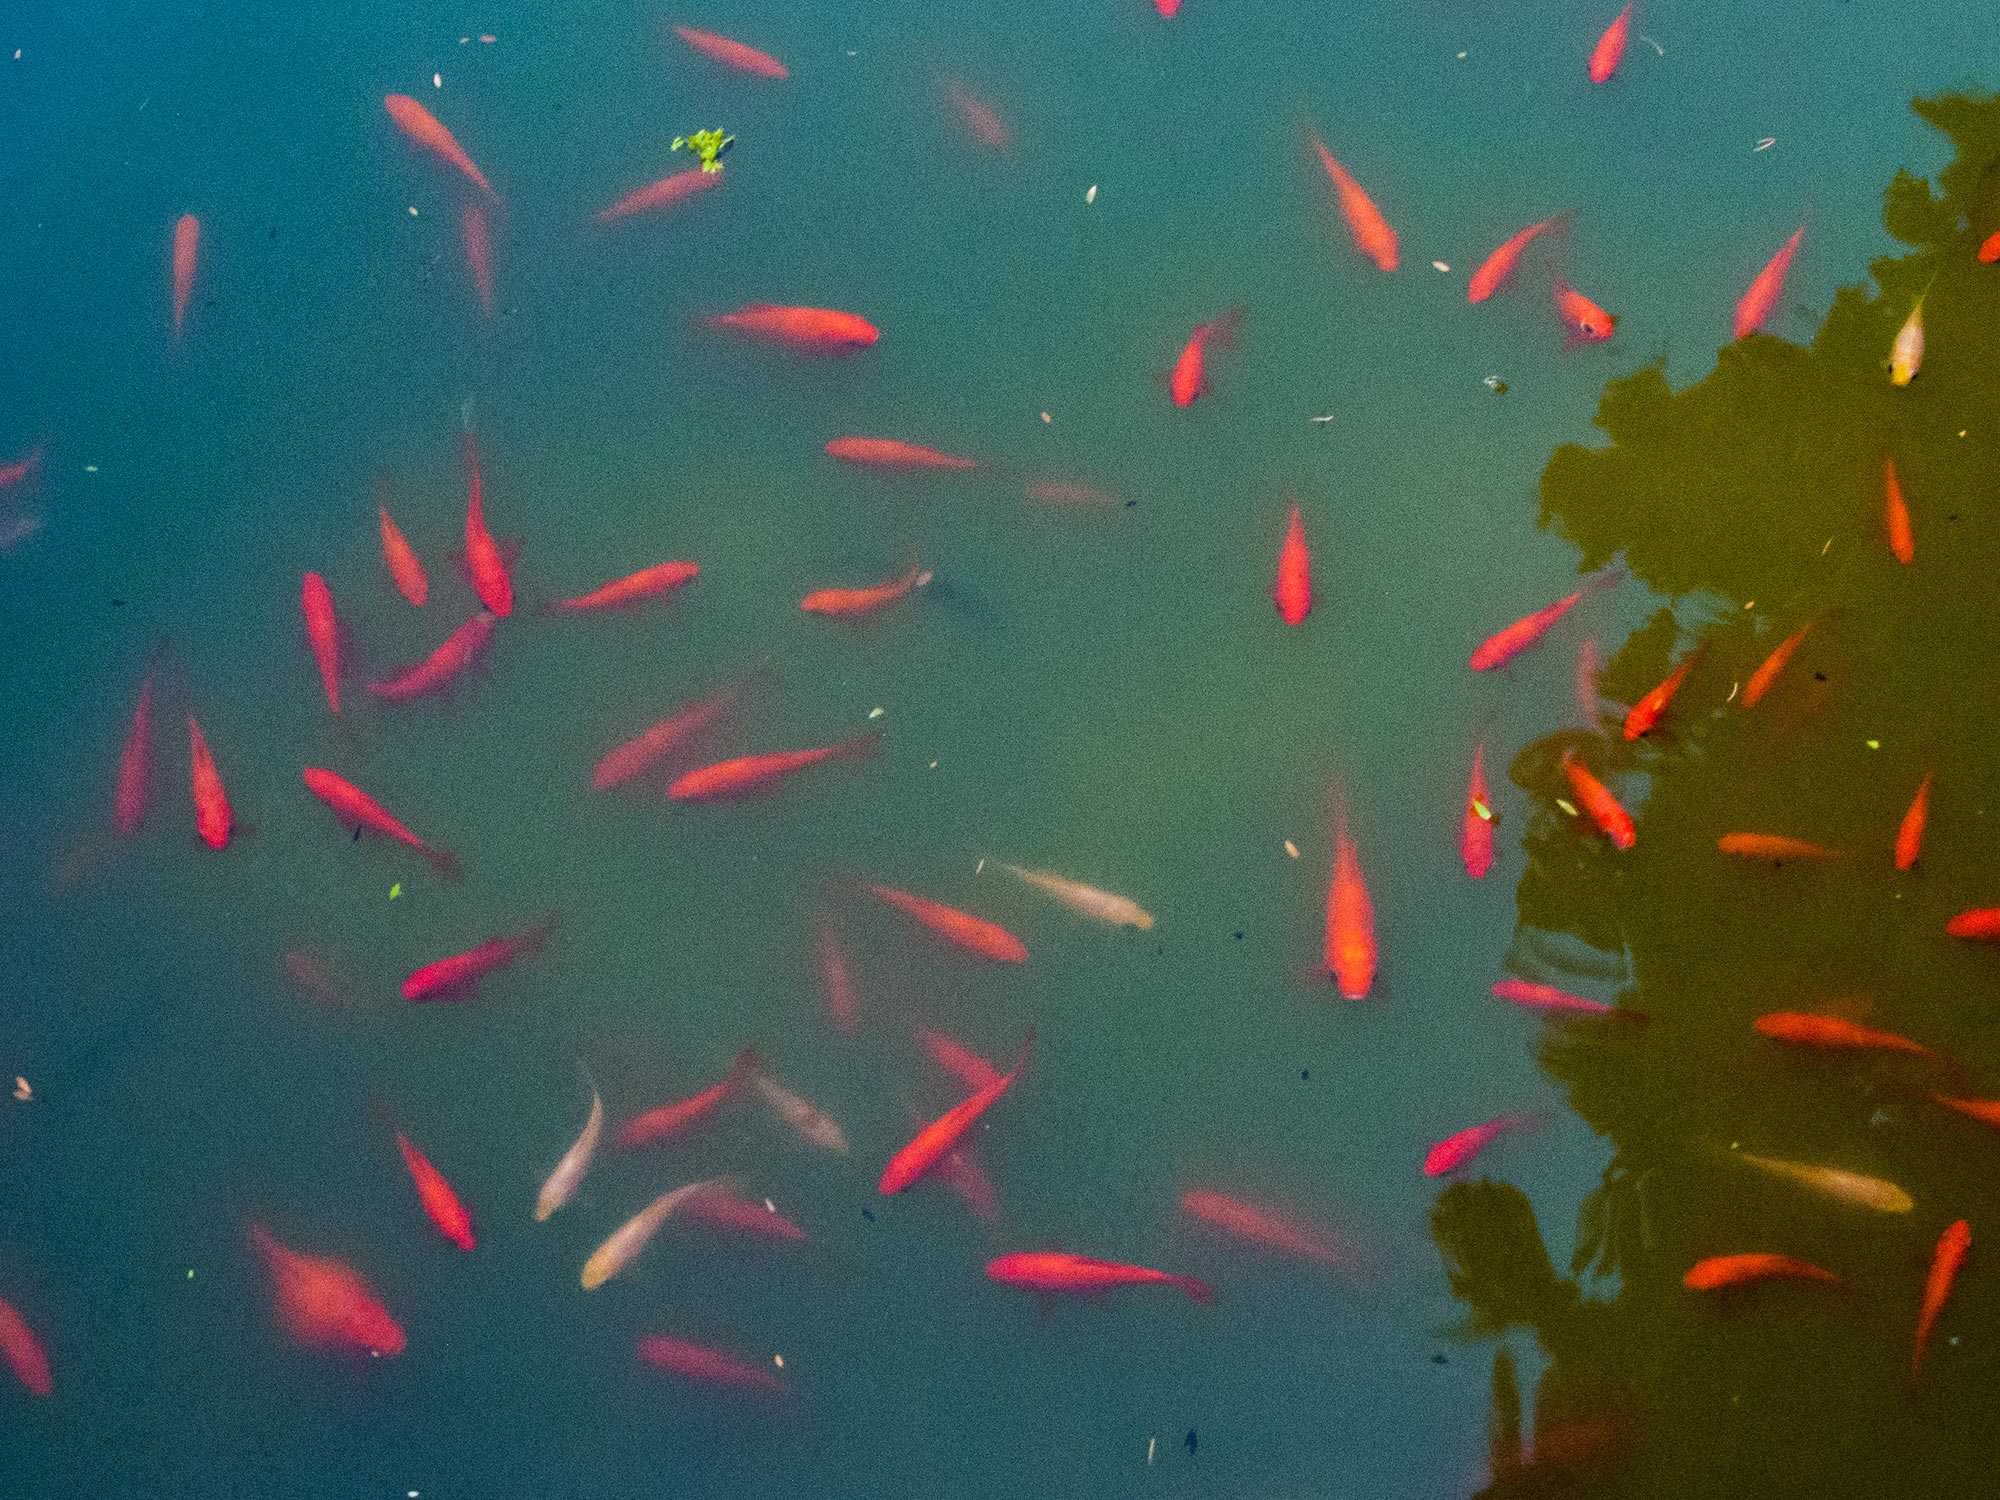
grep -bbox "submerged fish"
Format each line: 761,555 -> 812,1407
1741,617 -> 1820,707
1324,787 -> 1376,999
1717,833 -> 1846,861
365,612 -> 496,701
170,213 -> 200,342
1553,280 -> 1617,342
0,1295 -> 51,1396
1624,643 -> 1706,740
1913,1220 -> 1972,1379
753,1072 -> 850,1154
1884,455 -> 1915,564
1179,1189 -> 1354,1269
1424,1114 -> 1536,1176
1468,217 -> 1565,304
393,1129 -> 476,1251
592,682 -> 742,791
667,731 -> 880,801
1309,136 -> 1397,271
187,715 -> 236,851
1561,750 -> 1635,850
671,25 -> 788,79
1471,572 -> 1619,671
825,436 -> 980,470
986,1251 -> 1212,1303
1491,979 -> 1623,1019
706,304 -> 876,352
1168,308 -> 1244,408
1754,1011 -> 1946,1066
617,1048 -> 758,1150
1683,1253 -> 1845,1293
302,768 -> 458,876
1889,295 -> 1926,386
1734,226 -> 1803,338
635,1334 -> 788,1395
383,94 -> 495,198
249,1221 -> 405,1356
535,1081 -> 603,1223
996,863 -> 1152,930
545,561 -> 698,613
1588,3 -> 1633,83
402,917 -> 552,1002
580,1178 -> 726,1290
597,169 -> 720,222
800,563 -> 928,618
1727,1150 -> 1912,1213
880,1031 -> 1032,1194
1462,742 -> 1495,880
1273,503 -> 1312,624
866,883 -> 1028,962
378,500 -> 429,606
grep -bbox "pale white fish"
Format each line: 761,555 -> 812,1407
535,1083 -> 603,1223
753,1073 -> 849,1154
1890,298 -> 1925,387
1732,1149 -> 1913,1214
580,1177 -> 727,1290
996,862 -> 1154,930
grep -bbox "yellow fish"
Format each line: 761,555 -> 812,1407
1889,297 -> 1925,387
997,863 -> 1154,930
1731,1149 -> 1912,1213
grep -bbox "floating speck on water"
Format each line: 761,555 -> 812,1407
1483,374 -> 1508,393
1085,183 -> 1098,204
1284,840 -> 1299,858
1556,798 -> 1579,817
867,706 -> 884,719
1431,260 -> 1450,272
1866,739 -> 1880,749
1754,136 -> 1776,151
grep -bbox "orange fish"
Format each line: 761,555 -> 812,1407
1273,502 -> 1312,623
596,168 -> 721,222
460,203 -> 493,318
546,561 -> 698,613
394,1130 -> 476,1251
1946,908 -> 2000,941
1588,3 -> 1633,83
248,1221 -> 405,1357
916,1027 -> 1004,1091
1560,749 -> 1635,850
880,1031 -> 1032,1193
1468,217 -> 1565,303
300,572 -> 341,714
1981,230 -> 2000,264
1683,1253 -> 1844,1293
818,912 -> 860,1032
170,213 -> 199,342
402,917 -> 552,1002
1934,1096 -> 2000,1129
1884,455 -> 1915,564
825,436 -> 980,470
1179,1189 -> 1353,1269
1742,618 -> 1817,706
1470,571 -> 1619,670
1717,833 -> 1845,861
1623,643 -> 1705,739
1168,308 -> 1244,408
986,1251 -> 1212,1304
1895,771 -> 1932,871
1310,137 -> 1397,271
801,563 -> 927,618
1553,279 -> 1617,343
667,731 -> 880,801
378,499 -> 428,606
636,1334 -> 788,1395
114,649 -> 160,837
302,768 -> 458,876
1735,226 -> 1803,339
1462,741 -> 1495,879
1324,789 -> 1376,998
592,683 -> 742,791
1913,1219 -> 1971,1378
672,25 -> 788,79
706,304 -> 878,352
187,714 -> 235,851
0,1295 -> 51,1396
383,93 -> 496,197
462,433 -> 512,617
945,82 -> 1010,151
365,612 -> 496,701
865,883 -> 1028,963
617,1048 -> 759,1150
1753,1011 -> 1945,1064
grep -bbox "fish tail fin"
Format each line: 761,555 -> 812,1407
1585,565 -> 1626,596
836,729 -> 884,761
517,914 -> 558,955
1175,1275 -> 1216,1304
1008,1026 -> 1036,1084
1206,307 -> 1245,349
727,1046 -> 762,1090
426,847 -> 463,880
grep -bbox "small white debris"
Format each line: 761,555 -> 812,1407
1309,414 -> 1336,423
1085,184 -> 1098,204
773,1353 -> 785,1368
12,1077 -> 29,1101
1556,798 -> 1579,818
1820,536 -> 1832,555
432,72 -> 442,89
1147,1436 -> 1157,1465
1284,840 -> 1300,859
84,465 -> 98,474
1431,260 -> 1450,272
867,706 -> 884,719
975,857 -> 986,874
1456,51 -> 1467,60
408,205 -> 419,216
928,760 -> 938,769
1726,681 -> 1740,703
1753,137 -> 1776,152
1638,33 -> 1664,55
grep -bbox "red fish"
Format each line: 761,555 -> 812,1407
880,1031 -> 1032,1193
616,1048 -> 759,1149
171,213 -> 199,342
1310,137 -> 1397,271
802,564 -> 927,618
365,612 -> 496,701
1168,308 -> 1244,408
683,1192 -> 810,1245
1324,790 -> 1376,999
462,434 -> 512,617
1947,908 -> 2000,941
986,1251 -> 1212,1304
1553,280 -> 1617,343
1155,0 -> 1183,12
1273,503 -> 1312,623
460,203 -> 493,318
1179,1190 -> 1353,1269
1561,749 -> 1635,850
300,572 -> 340,714
1741,618 -> 1817,707
916,1027 -> 1003,1091
302,768 -> 458,876
1753,1011 -> 1945,1064
592,683 -> 741,791
706,304 -> 878,352
636,1335 -> 788,1395
1735,226 -> 1803,339
114,650 -> 160,837
0,1296 -> 51,1396
825,436 -> 980,470
402,917 -> 552,1001
818,913 -> 860,1032
1470,571 -> 1618,670
1425,1114 -> 1536,1176
672,25 -> 788,79
1895,771 -> 1932,871
546,561 -> 697,613
187,715 -> 235,851
596,168 -> 721,222
1884,455 -> 1915,564
1982,231 -> 2000,264
1468,217 -> 1565,303
1683,1253 -> 1844,1293
1462,742 -> 1495,879
1936,1096 -> 2000,1129
1624,643 -> 1705,739
378,499 -> 428,606
1492,979 -> 1618,1018
248,1221 -> 405,1357
667,731 -> 880,801
864,883 -> 1029,963
945,82 -> 1010,151
383,94 -> 496,197
394,1130 -> 475,1250
1913,1219 -> 1971,1379
1588,3 -> 1633,83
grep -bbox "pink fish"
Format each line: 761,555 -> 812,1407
1424,1114 -> 1538,1176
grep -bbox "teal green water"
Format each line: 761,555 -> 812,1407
3,1 -> 2000,1495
